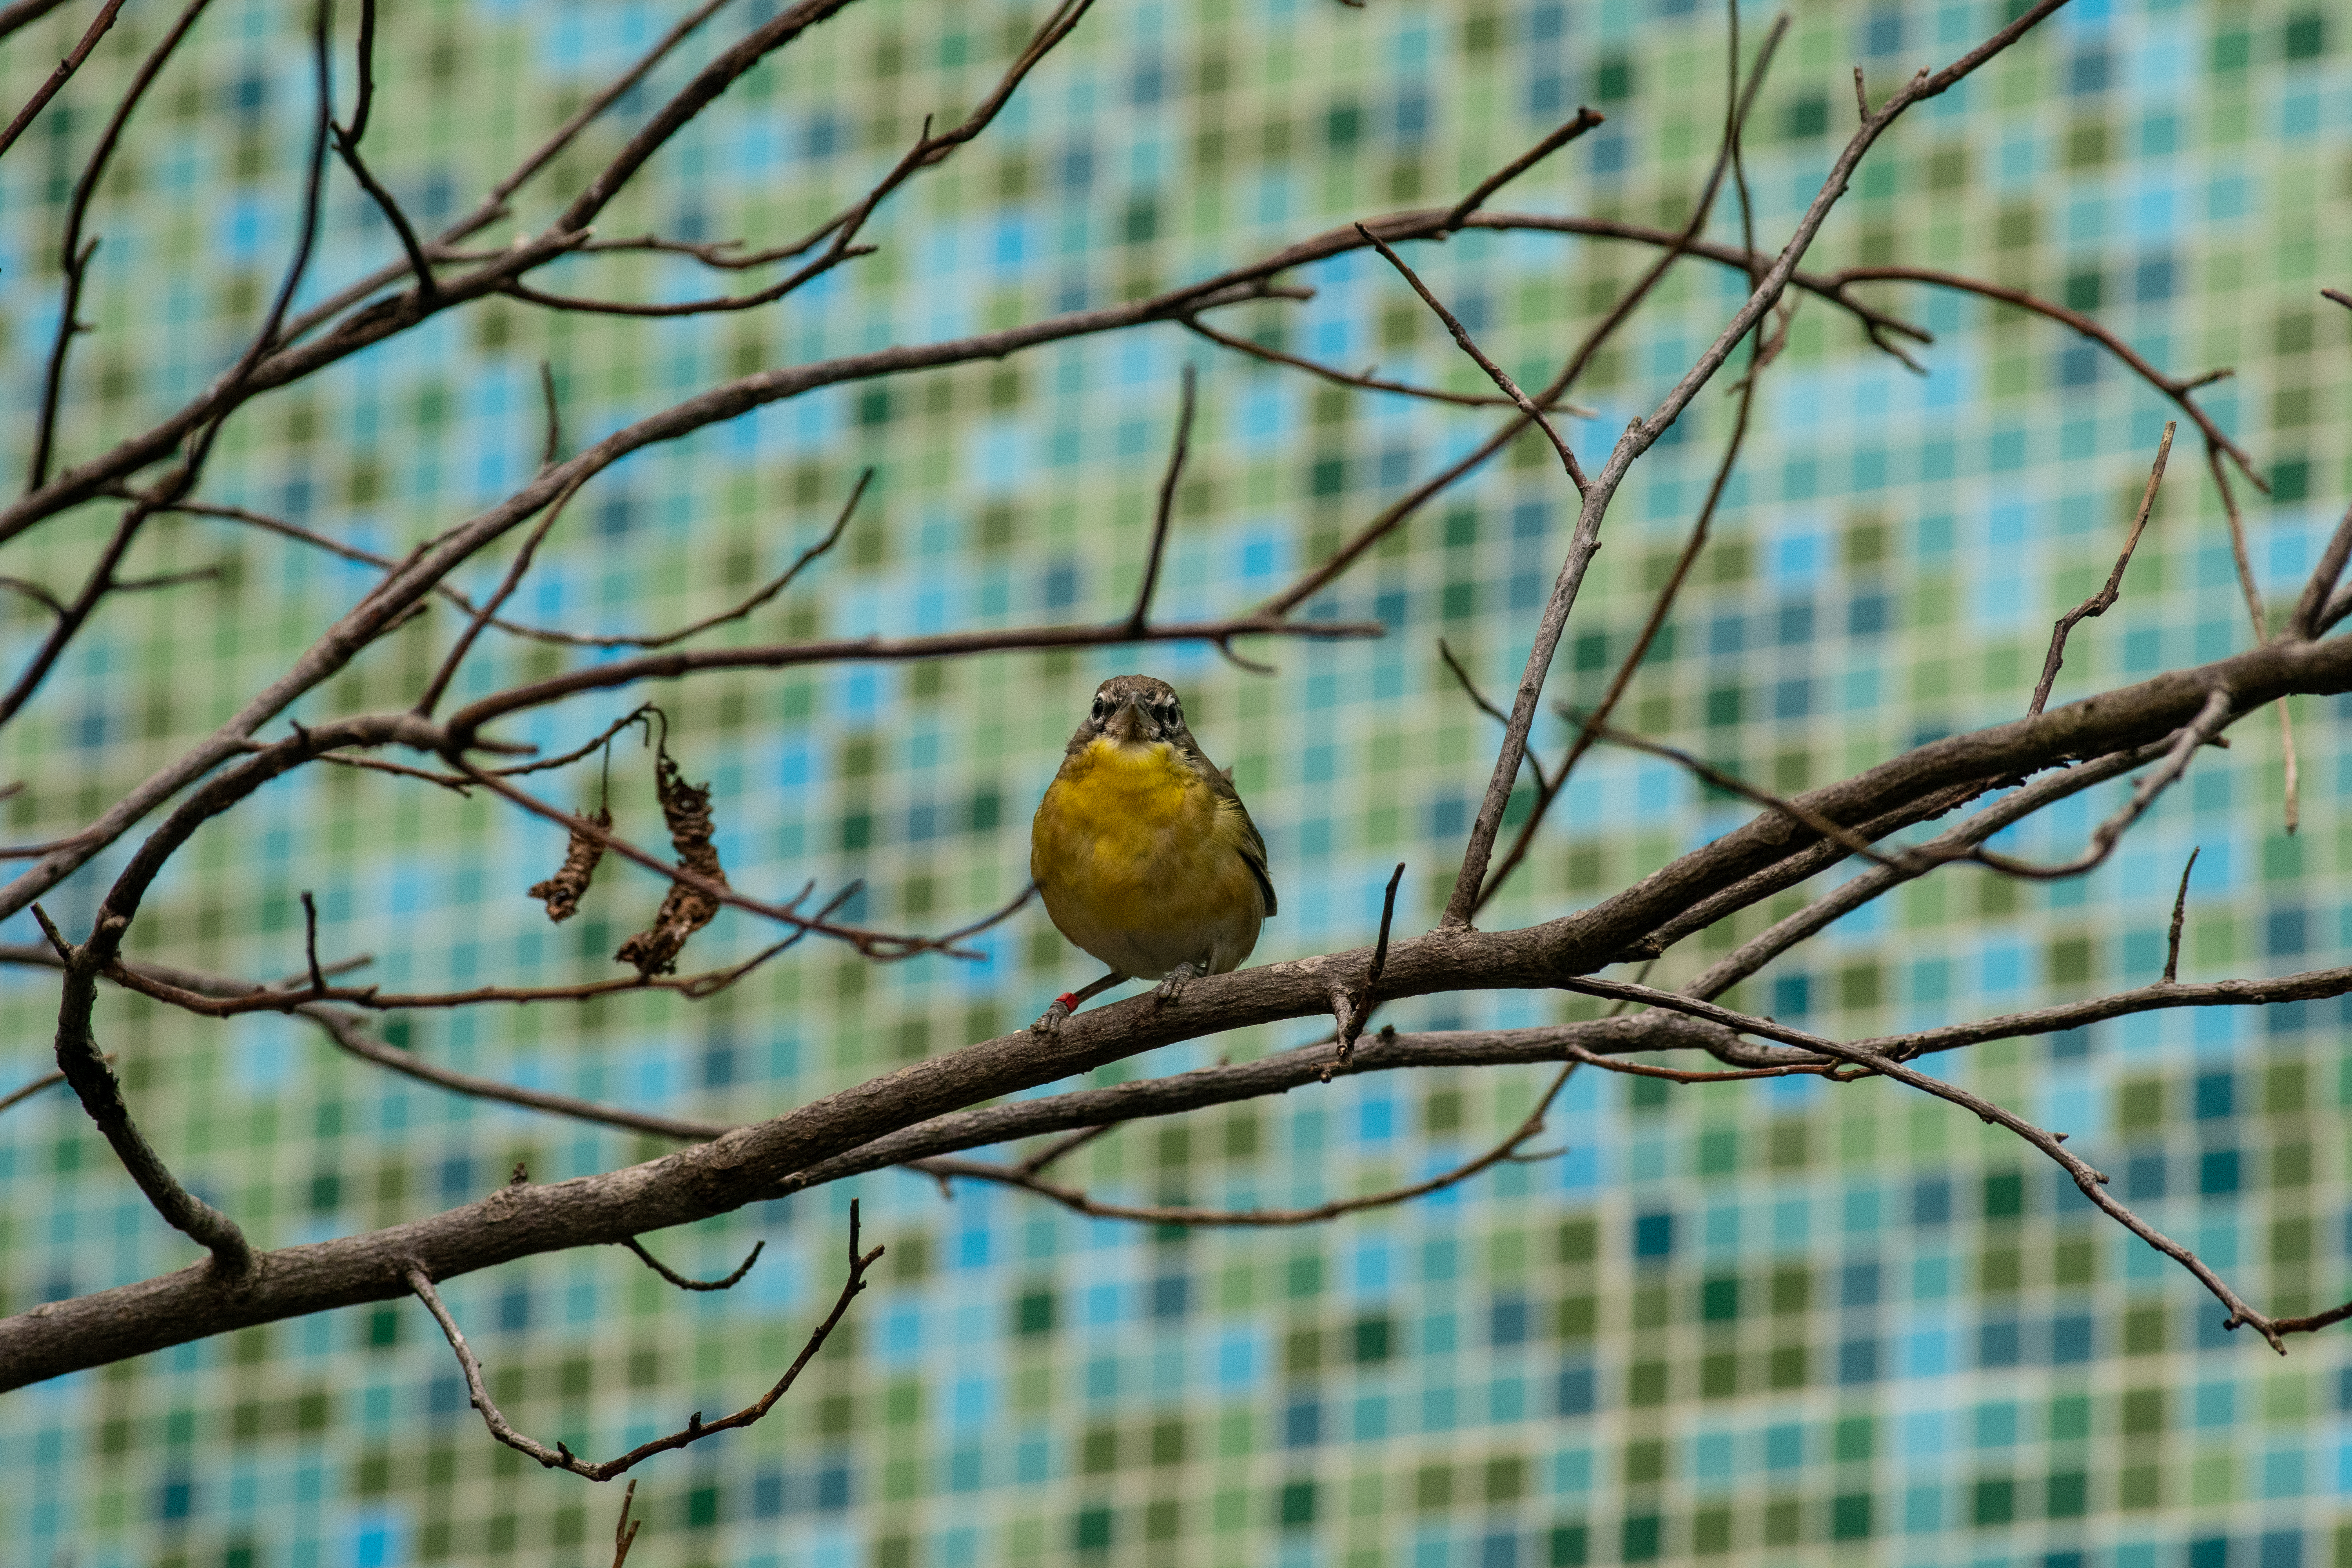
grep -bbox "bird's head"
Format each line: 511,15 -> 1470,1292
1075,674 -> 1191,750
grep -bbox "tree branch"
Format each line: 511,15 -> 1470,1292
410,1200 -> 879,1480
2029,422 -> 2173,714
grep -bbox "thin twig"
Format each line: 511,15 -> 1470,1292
1258,17 -> 1791,621
610,1481 -> 642,1568
0,1066 -> 70,1116
496,470 -> 875,651
1437,107 -> 1605,231
2288,497 -> 2352,638
537,361 -> 562,468
330,128 -> 439,299
413,472 -> 593,715
2162,846 -> 2199,985
1180,313 -> 1597,414
1682,743 -> 2170,1001
2029,422 -> 2174,715
1828,264 -> 2259,488
2206,442 -> 2298,831
620,1236 -> 764,1291
1127,368 -> 1195,635
0,0 -> 128,161
1329,862 -> 1406,1071
1561,709 -> 1902,868
1430,14 -> 1794,929
408,1201 -> 881,1479
1356,224 -> 1586,494
1552,971 -> 2288,1349
1475,237 -> 1769,911
299,890 -> 326,994
1971,688 -> 2234,880
916,1061 -> 1578,1227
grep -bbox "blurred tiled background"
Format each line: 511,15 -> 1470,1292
2,0 -> 2350,1561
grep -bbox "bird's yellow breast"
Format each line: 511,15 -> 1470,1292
1030,737 -> 1263,977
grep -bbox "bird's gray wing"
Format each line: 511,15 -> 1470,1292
1200,748 -> 1277,917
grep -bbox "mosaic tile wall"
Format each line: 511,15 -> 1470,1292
2,0 -> 2350,1561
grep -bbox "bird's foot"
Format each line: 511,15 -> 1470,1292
1031,993 -> 1080,1036
1154,963 -> 1203,1008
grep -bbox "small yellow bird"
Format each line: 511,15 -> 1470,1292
1028,674 -> 1276,1033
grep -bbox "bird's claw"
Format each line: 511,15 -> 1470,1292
1154,965 -> 1201,1007
1031,993 -> 1079,1036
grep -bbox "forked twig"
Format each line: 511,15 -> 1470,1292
610,1479 -> 642,1567
409,1201 -> 881,1480
1356,224 -> 1587,494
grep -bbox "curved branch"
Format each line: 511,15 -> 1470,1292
412,1202 -> 879,1481
911,1062 -> 1579,1226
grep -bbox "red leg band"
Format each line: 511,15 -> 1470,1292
1055,992 -> 1078,1010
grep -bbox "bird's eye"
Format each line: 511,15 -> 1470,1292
1090,699 -> 1107,720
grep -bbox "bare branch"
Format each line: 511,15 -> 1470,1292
1561,709 -> 1904,868
1356,224 -> 1585,494
330,127 -> 439,299
1328,861 -> 1406,1071
1180,312 -> 1594,414
620,1236 -> 764,1291
1554,971 -> 2290,1348
2205,442 -> 2298,831
408,1200 -> 880,1480
610,1481 -> 643,1568
0,1066 -> 70,1117
1828,264 -> 2259,488
0,0 -> 127,161
1475,253 -> 1769,912
918,1061 -> 1578,1227
414,471 -> 593,715
487,471 -> 875,651
1437,107 -> 1605,232
2288,497 -> 2352,638
1682,742 -> 2170,1001
1972,687 -> 2234,879
2163,845 -> 2199,985
0,0 -> 76,45
2029,422 -> 2174,715
31,905 -> 253,1275
1127,367 -> 1195,636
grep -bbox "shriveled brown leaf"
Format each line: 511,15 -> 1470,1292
527,807 -> 611,923
615,743 -> 727,977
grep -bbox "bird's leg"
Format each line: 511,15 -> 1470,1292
1154,960 -> 1205,1007
1032,969 -> 1127,1035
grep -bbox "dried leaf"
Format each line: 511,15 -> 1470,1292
528,807 -> 611,923
615,743 -> 728,977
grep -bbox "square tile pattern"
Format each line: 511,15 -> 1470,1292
0,0 -> 2348,1562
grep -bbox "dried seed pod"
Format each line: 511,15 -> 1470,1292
615,743 -> 728,977
527,807 -> 611,923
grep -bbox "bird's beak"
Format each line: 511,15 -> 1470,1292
1105,701 -> 1144,743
